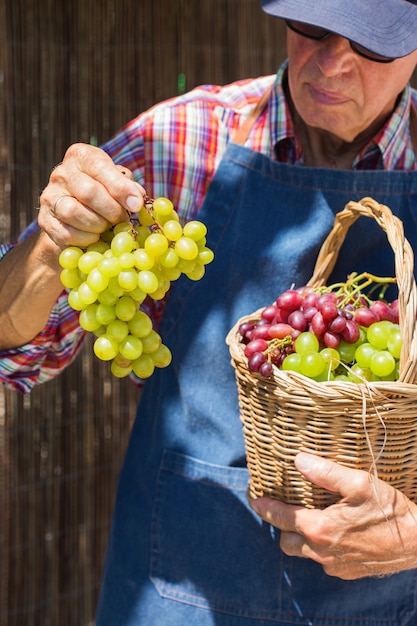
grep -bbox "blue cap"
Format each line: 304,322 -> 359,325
262,0 -> 417,58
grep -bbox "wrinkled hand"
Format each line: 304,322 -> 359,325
38,143 -> 146,249
249,452 -> 417,579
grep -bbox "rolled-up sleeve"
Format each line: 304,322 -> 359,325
0,222 -> 86,393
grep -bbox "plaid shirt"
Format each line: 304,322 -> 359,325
1,62 -> 416,393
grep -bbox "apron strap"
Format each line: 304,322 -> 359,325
233,85 -> 417,167
232,86 -> 273,146
410,104 -> 417,158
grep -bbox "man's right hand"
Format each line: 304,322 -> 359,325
38,143 -> 146,250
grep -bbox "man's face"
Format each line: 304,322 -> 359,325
286,27 -> 417,143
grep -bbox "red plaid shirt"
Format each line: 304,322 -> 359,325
1,62 -> 416,392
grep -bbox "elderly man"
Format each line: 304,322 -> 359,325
1,1 -> 417,624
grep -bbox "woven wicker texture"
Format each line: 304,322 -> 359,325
227,198 -> 417,509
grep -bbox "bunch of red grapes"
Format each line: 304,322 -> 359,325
238,273 -> 402,383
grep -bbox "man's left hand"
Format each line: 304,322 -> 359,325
248,452 -> 417,579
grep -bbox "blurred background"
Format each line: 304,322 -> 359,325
0,1 -> 287,624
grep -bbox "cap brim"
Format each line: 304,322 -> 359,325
262,0 -> 417,58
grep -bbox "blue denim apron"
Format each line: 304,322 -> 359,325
96,140 -> 417,625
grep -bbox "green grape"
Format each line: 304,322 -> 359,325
97,289 -> 119,306
96,303 -> 117,326
111,360 -> 133,378
59,246 -> 83,270
93,335 -> 119,361
334,374 -> 350,382
149,285 -> 169,300
186,263 -> 205,281
93,325 -> 106,338
152,196 -> 174,216
107,319 -> 129,343
281,353 -> 302,372
111,231 -> 134,256
107,276 -> 125,298
132,353 -> 155,379
129,285 -> 147,303
366,321 -> 393,350
79,304 -> 102,332
153,211 -> 178,226
369,350 -> 396,377
387,329 -> 402,359
137,270 -> 159,294
115,295 -> 137,321
128,310 -> 153,337
67,289 -> 84,311
60,268 -> 83,290
175,236 -> 199,260
118,269 -> 138,291
100,227 -> 115,243
141,330 -> 162,353
183,220 -> 207,241
161,266 -> 182,281
348,364 -> 372,383
159,248 -> 180,269
294,332 -> 319,355
98,255 -> 121,278
144,232 -> 169,258
320,347 -> 340,370
338,340 -> 357,363
314,369 -> 334,382
87,240 -> 110,254
133,248 -> 155,270
86,267 -> 109,292
134,225 -> 151,246
78,250 -> 102,274
374,361 -> 400,381
163,220 -> 183,241
150,266 -> 165,286
78,281 -> 98,305
151,343 -> 172,368
177,258 -> 196,274
119,252 -> 135,269
354,343 -> 377,368
138,206 -> 155,226
113,222 -> 132,234
119,335 -> 143,360
300,352 -> 325,378
196,236 -> 207,249
198,247 -> 215,265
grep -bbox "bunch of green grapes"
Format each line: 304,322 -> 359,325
59,196 -> 214,378
280,320 -> 401,382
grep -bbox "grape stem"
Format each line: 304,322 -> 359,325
324,272 -> 396,309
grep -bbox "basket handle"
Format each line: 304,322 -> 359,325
307,197 -> 417,384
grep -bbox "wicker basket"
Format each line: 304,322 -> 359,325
226,197 -> 417,508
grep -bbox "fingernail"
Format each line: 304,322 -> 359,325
295,452 -> 316,472
126,195 -> 141,212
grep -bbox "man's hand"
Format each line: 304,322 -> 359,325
38,143 -> 146,249
248,452 -> 417,580
0,143 -> 146,349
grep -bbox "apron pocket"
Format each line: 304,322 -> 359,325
150,449 -> 287,620
150,449 -> 417,625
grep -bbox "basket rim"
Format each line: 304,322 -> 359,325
226,308 -> 417,396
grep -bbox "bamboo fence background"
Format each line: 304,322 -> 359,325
0,1 -> 286,624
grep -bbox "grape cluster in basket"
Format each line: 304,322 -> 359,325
59,196 -> 214,379
238,272 -> 403,383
